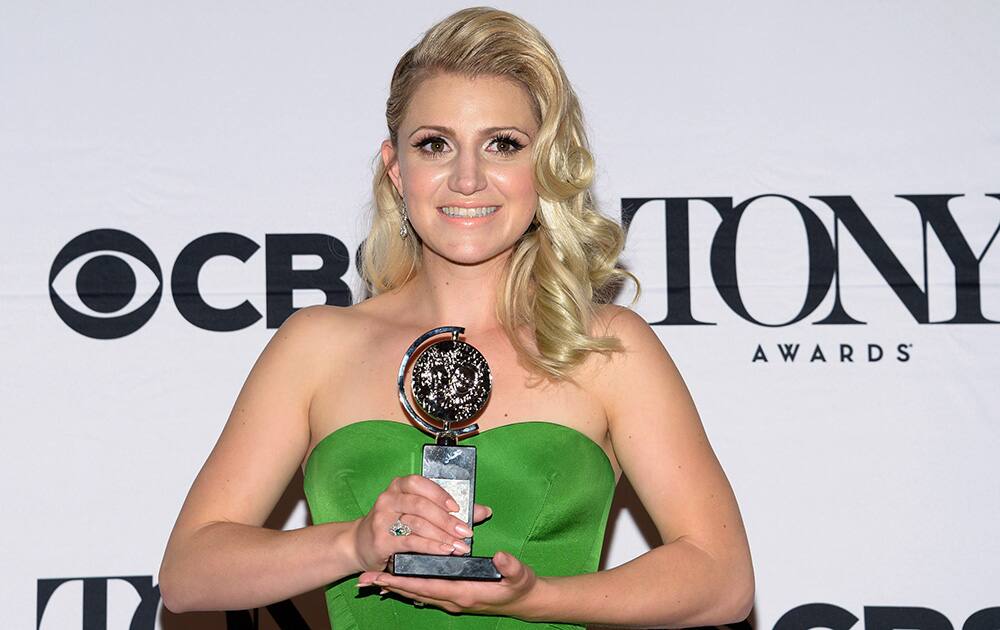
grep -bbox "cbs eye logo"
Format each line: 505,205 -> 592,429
49,228 -> 353,339
49,229 -> 163,339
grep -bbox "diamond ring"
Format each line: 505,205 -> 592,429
389,518 -> 412,536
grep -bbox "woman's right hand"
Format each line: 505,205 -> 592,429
351,474 -> 492,573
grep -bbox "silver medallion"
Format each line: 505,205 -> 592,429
411,339 -> 492,429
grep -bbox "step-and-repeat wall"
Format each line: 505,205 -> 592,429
4,2 -> 998,629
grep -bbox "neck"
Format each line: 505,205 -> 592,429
398,248 -> 510,336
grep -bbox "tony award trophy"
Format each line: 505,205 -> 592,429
388,326 -> 502,581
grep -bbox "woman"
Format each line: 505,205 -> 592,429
159,7 -> 754,628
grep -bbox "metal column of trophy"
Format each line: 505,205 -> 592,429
388,326 -> 502,581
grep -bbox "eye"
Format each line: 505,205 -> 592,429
488,132 -> 525,157
411,135 -> 450,157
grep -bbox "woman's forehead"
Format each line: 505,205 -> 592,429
402,73 -> 539,133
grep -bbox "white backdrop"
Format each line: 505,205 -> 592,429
3,2 -> 999,629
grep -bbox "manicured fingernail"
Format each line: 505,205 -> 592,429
453,540 -> 471,553
485,506 -> 493,517
456,523 -> 473,537
379,588 -> 388,595
446,499 -> 460,511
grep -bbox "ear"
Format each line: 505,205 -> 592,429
380,139 -> 402,197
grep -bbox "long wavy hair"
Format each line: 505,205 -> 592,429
361,6 -> 639,380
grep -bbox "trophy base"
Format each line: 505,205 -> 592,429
389,553 -> 502,581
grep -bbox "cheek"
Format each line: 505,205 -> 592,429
400,160 -> 444,197
496,165 -> 538,208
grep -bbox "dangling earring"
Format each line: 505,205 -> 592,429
399,199 -> 409,239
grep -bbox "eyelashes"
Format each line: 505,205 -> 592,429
489,132 -> 526,154
410,132 -> 526,158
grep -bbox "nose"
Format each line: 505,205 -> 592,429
448,149 -> 487,196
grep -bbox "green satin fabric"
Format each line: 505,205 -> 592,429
303,420 -> 616,629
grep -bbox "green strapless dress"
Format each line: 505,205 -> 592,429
303,420 -> 616,629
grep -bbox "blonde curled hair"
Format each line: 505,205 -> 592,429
362,6 -> 639,380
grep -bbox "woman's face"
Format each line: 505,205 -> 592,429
382,72 -> 540,267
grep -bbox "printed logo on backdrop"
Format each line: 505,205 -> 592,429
36,576 -> 310,629
36,576 -> 159,630
773,603 -> 1000,630
48,230 -> 352,339
49,193 -> 1000,355
36,580 -> 1000,630
621,194 -> 1000,363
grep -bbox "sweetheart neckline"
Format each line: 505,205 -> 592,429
303,419 -> 614,479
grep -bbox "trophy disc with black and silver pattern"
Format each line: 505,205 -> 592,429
411,336 -> 491,435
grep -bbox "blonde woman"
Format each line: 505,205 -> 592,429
160,7 -> 753,628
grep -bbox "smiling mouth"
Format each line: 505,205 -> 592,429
438,206 -> 499,218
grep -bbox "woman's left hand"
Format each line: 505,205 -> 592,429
357,551 -> 541,617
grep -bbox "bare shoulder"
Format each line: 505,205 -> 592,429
269,303 -> 371,358
230,304 -> 365,431
250,303 -> 382,418
162,304 -> 368,534
586,304 -> 690,427
278,293 -> 414,366
591,303 -> 671,360
274,303 -> 358,340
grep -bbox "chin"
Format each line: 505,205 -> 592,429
429,244 -> 512,267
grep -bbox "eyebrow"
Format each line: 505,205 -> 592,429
407,125 -> 532,139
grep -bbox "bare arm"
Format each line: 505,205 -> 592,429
159,306 -> 485,613
523,306 -> 755,626
158,306 -> 358,612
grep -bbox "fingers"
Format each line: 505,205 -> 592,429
357,571 -> 382,585
472,503 -> 493,524
391,494 -> 473,539
358,553 -> 534,616
492,551 -> 523,580
399,532 -> 466,556
359,573 -> 478,614
391,514 -> 470,554
361,573 -> 462,602
357,475 -> 493,572
379,475 -> 472,538
375,513 -> 465,557
380,586 -> 460,614
393,475 -> 460,512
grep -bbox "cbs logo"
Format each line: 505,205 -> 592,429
49,229 -> 353,339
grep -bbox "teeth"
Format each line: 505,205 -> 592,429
440,206 -> 498,218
